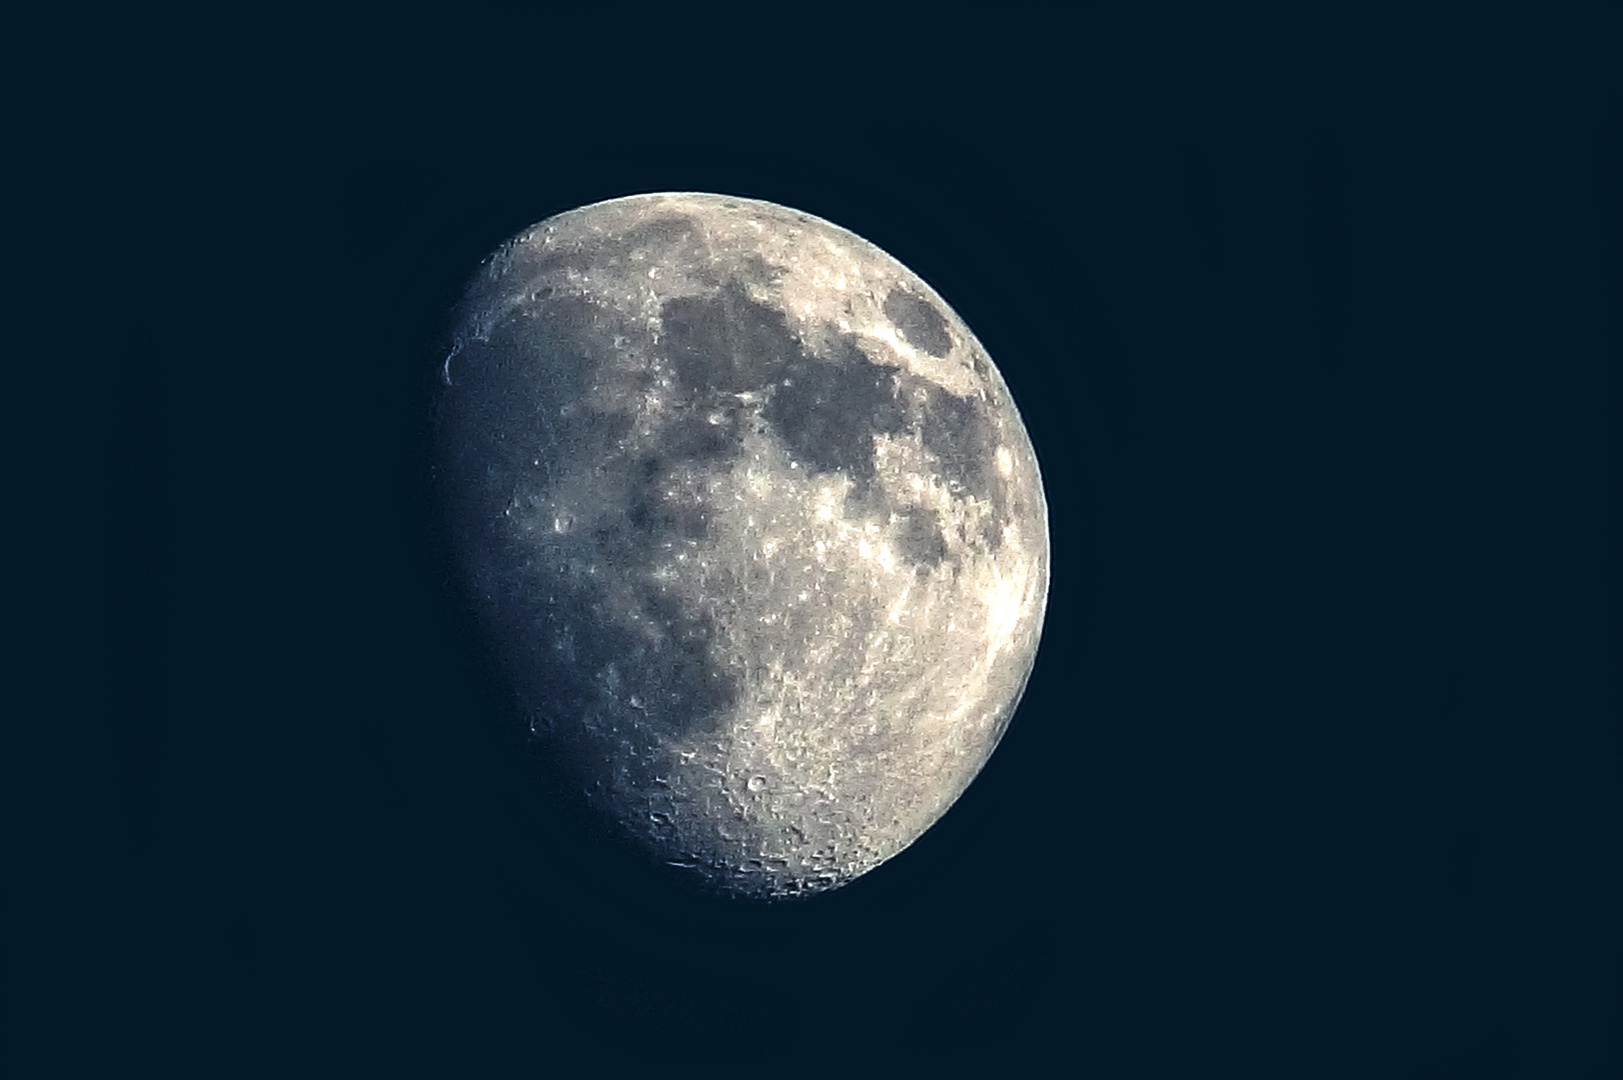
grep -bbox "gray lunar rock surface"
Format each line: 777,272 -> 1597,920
436,193 -> 1049,899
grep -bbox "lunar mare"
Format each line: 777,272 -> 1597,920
436,193 -> 1048,899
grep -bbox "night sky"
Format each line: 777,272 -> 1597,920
122,15 -> 1616,1070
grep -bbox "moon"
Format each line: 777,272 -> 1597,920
436,193 -> 1049,899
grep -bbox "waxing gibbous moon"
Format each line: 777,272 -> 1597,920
435,193 -> 1049,899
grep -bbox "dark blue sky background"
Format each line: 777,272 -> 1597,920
115,13 -> 1617,1071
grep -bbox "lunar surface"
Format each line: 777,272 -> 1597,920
435,193 -> 1048,899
